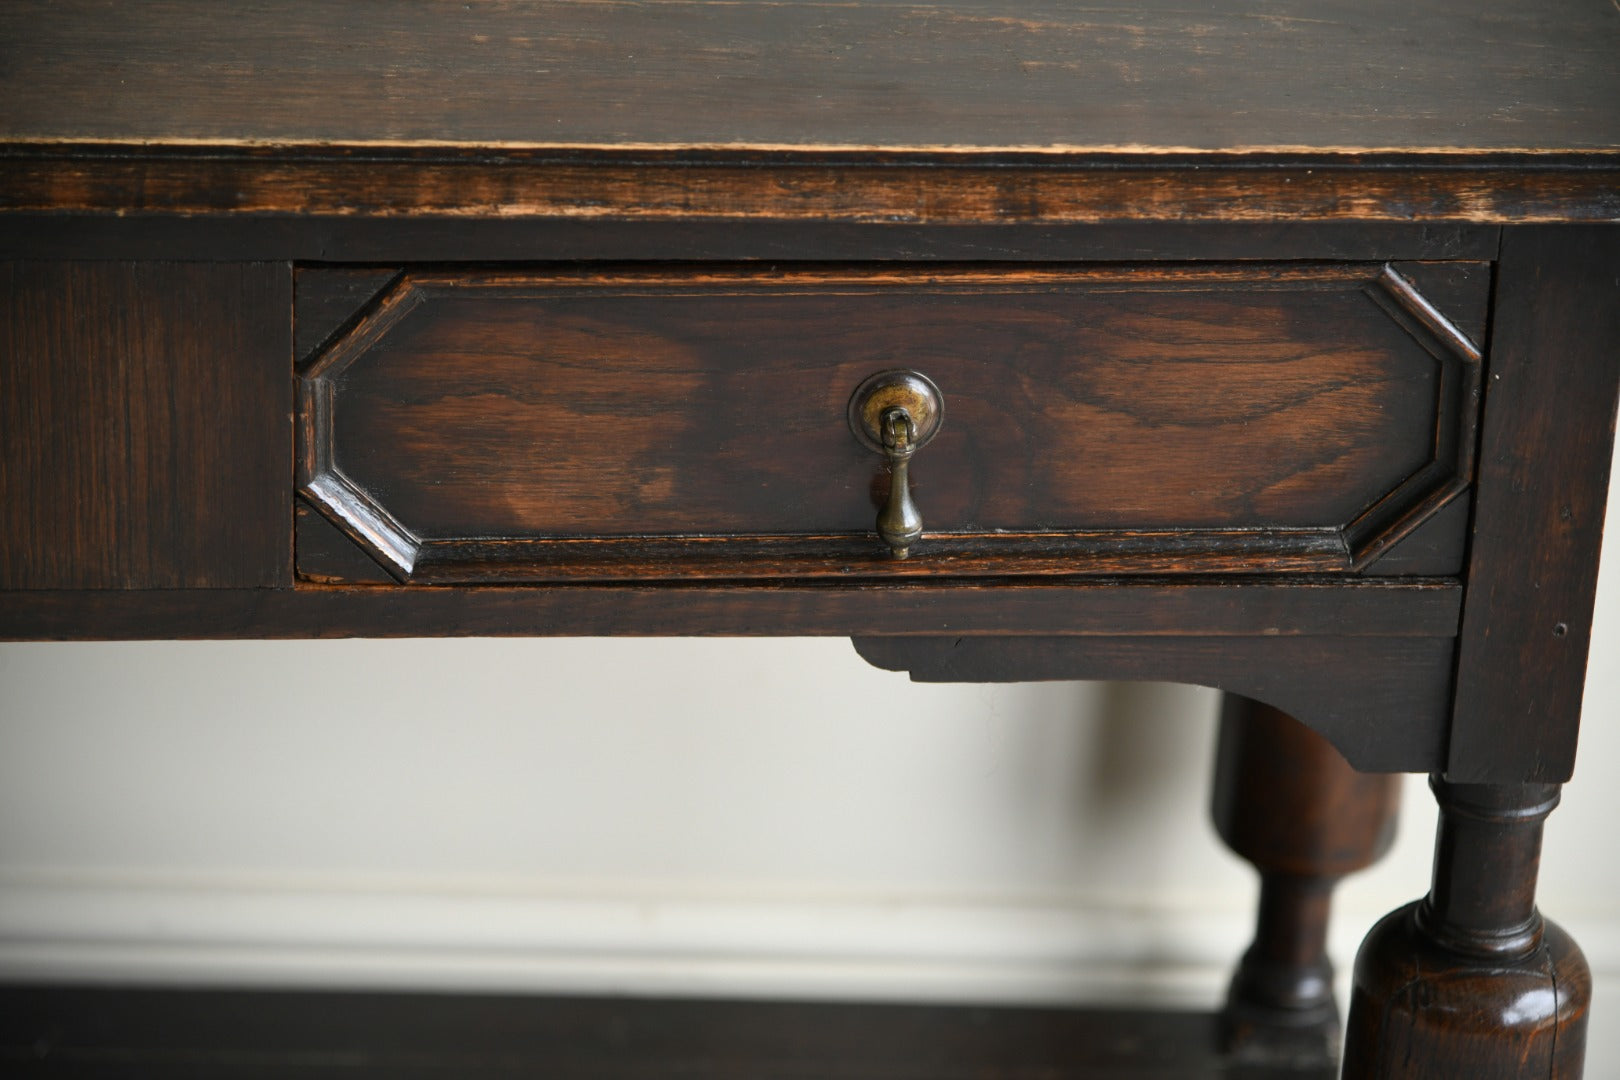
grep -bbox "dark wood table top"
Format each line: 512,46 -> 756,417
4,0 -> 1619,156
4,0 -> 1619,225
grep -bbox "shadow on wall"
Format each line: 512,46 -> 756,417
1077,681 -> 1223,861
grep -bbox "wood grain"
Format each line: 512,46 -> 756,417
0,6 -> 1614,1070
294,500 -> 397,585
1343,782 -> 1590,1079
0,215 -> 1505,266
299,265 -> 1481,582
1213,697 -> 1402,1067
851,635 -> 1455,773
1448,227 -> 1620,784
294,267 -> 399,367
0,261 -> 292,590
1345,904 -> 1589,1079
0,580 -> 1462,640
4,0 -> 1617,155
5,153 -> 1618,226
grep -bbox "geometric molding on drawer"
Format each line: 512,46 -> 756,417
296,263 -> 1487,584
294,498 -> 399,585
1385,261 -> 1491,353
1344,264 -> 1484,571
294,266 -> 402,370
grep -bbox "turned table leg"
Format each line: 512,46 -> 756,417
1342,779 -> 1591,1078
1211,695 -> 1402,1067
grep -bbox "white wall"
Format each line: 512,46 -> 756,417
2,468 -> 1617,1068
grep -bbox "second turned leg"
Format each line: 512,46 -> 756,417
1211,695 -> 1402,1067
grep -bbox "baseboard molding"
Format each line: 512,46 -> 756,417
3,875 -> 1616,1007
0,875 -> 1246,1005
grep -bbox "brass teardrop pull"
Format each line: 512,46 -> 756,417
876,406 -> 923,558
847,370 -> 944,559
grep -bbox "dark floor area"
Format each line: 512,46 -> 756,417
0,986 -> 1339,1079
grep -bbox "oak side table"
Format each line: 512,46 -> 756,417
3,2 -> 1618,1076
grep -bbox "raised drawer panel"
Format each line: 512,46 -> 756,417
296,264 -> 1483,582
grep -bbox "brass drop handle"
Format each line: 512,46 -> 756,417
877,406 -> 924,558
848,370 -> 944,559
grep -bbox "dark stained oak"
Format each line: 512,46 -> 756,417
0,218 -> 1505,266
1449,227 -> 1620,784
4,2 -> 1618,229
3,0 -> 1617,155
0,262 -> 292,590
1345,909 -> 1590,1080
0,987 -> 1336,1080
3,3 -> 1618,1072
6,152 -> 1618,226
1212,697 -> 1402,1068
1388,262 -> 1491,355
852,635 -> 1455,774
1357,495 -> 1473,577
0,579 -> 1462,641
293,502 -> 397,586
293,267 -> 400,368
1343,781 -> 1591,1079
298,264 -> 1481,582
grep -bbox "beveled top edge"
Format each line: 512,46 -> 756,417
8,137 -> 1620,160
7,141 -> 1620,227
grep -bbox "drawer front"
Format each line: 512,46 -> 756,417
296,264 -> 1484,583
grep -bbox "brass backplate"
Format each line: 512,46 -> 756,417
848,369 -> 944,453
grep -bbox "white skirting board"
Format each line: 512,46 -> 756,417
0,876 -> 1245,1005
3,875 -> 1617,1009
